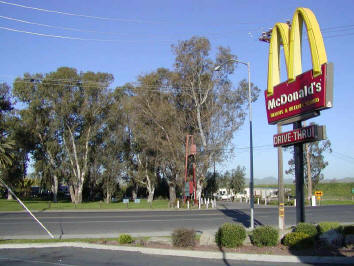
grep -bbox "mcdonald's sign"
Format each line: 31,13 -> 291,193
265,8 -> 333,125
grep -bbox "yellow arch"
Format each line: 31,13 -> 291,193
267,23 -> 290,96
267,7 -> 327,95
288,7 -> 327,82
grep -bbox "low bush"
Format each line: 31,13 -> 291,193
343,225 -> 354,235
172,228 -> 196,247
294,223 -> 318,238
215,223 -> 246,248
118,234 -> 133,244
251,226 -> 278,247
317,222 -> 342,234
282,232 -> 314,249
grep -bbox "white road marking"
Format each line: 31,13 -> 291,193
0,217 -> 227,225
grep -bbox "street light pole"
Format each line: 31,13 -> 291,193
214,59 -> 254,229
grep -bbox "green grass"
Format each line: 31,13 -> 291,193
318,200 -> 354,205
255,182 -> 354,202
316,183 -> 354,200
0,199 -> 171,212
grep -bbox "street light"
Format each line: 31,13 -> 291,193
214,59 -> 255,229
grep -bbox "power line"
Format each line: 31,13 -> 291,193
321,24 -> 354,31
332,151 -> 354,161
0,26 -> 172,43
329,153 -> 354,164
0,15 -> 264,38
0,15 -> 131,35
0,0 -> 161,24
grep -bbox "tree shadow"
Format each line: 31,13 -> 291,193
217,203 -> 263,228
218,246 -> 231,266
286,235 -> 352,265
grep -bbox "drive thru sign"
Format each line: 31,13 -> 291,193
273,124 -> 326,147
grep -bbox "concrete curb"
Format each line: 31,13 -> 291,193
0,242 -> 353,265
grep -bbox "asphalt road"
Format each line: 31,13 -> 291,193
0,247 -> 331,266
0,204 -> 353,239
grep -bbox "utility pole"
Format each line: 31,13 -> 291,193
303,122 -> 312,204
306,144 -> 312,203
259,29 -> 285,231
277,124 -> 285,231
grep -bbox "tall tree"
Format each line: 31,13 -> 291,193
98,89 -> 126,203
13,75 -> 63,202
171,36 -> 259,196
0,83 -> 15,169
0,83 -> 34,199
124,68 -> 185,204
14,67 -> 113,204
228,166 -> 246,195
286,140 -> 332,190
204,171 -> 220,197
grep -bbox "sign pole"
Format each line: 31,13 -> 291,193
294,121 -> 305,223
277,124 -> 285,231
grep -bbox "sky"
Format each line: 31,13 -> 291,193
0,0 -> 353,181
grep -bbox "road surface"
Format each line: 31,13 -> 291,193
0,203 -> 352,239
0,247 -> 333,266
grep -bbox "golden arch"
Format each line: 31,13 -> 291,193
267,7 -> 327,96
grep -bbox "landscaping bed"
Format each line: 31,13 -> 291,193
92,237 -> 354,257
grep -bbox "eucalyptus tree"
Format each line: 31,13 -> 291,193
14,67 -> 113,204
1,114 -> 33,199
286,140 -> 332,190
97,89 -> 126,203
13,75 -> 63,202
228,166 -> 246,195
124,68 -> 186,204
0,83 -> 14,169
171,37 -> 260,196
0,83 -> 25,199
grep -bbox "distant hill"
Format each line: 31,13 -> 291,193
245,176 -> 293,185
322,177 -> 354,183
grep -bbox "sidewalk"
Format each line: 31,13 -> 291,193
0,242 -> 353,265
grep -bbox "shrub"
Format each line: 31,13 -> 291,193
118,234 -> 133,244
317,222 -> 342,234
282,232 -> 314,249
342,225 -> 354,235
251,226 -> 279,247
215,223 -> 246,248
295,223 -> 318,238
172,228 -> 196,247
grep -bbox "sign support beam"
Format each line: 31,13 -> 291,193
294,121 -> 305,223
277,124 -> 285,231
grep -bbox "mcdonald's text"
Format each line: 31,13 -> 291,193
265,63 -> 333,125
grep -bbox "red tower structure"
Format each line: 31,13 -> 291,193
184,135 -> 197,204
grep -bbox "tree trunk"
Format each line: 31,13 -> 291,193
196,105 -> 207,147
305,143 -> 312,202
7,191 -> 13,200
147,187 -> 155,203
168,183 -> 176,207
69,184 -> 75,203
74,184 -> 83,204
52,174 -> 58,203
132,184 -> 138,200
106,190 -> 111,204
196,178 -> 203,201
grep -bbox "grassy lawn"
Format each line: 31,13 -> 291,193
0,199 -> 172,212
318,200 -> 354,205
255,182 -> 354,202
